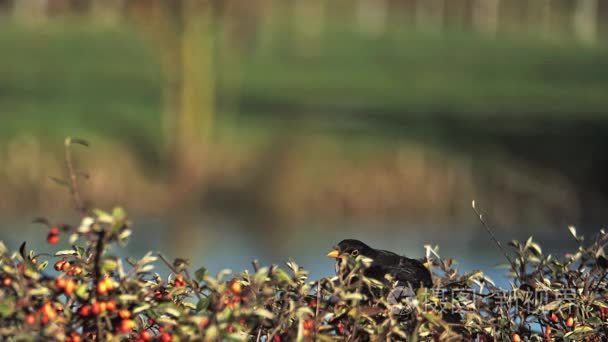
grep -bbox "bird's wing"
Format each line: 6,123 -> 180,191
391,258 -> 433,288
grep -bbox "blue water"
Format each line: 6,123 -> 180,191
0,215 -> 553,289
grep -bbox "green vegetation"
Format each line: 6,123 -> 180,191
2,20 -> 608,152
0,206 -> 588,341
1,141 -> 608,340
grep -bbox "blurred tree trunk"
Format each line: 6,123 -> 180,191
127,0 -> 215,190
472,0 -> 499,36
13,0 -> 47,23
90,0 -> 125,24
573,0 -> 598,45
356,0 -> 388,37
292,0 -> 325,54
173,0 -> 215,186
444,0 -> 474,30
0,0 -> 13,14
415,0 -> 444,35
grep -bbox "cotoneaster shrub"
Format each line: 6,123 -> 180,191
0,139 -> 607,341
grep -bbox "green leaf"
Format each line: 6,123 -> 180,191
112,207 -> 126,221
49,177 -> 69,187
196,297 -> 210,312
195,267 -> 207,282
36,260 -> 48,271
254,308 -> 275,320
102,259 -> 118,274
0,302 -> 13,317
75,284 -> 89,300
66,137 -> 90,147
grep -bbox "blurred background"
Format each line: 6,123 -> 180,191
1,0 -> 608,282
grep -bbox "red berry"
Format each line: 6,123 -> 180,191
25,313 -> 36,325
174,275 -> 186,287
549,312 -> 559,322
92,301 -> 102,315
303,319 -> 314,330
50,227 -> 59,235
140,330 -> 153,341
544,326 -> 552,338
337,322 -> 345,335
54,260 -> 66,272
47,233 -> 59,245
160,333 -> 172,342
79,305 -> 91,317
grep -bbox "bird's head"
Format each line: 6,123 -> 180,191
326,239 -> 376,260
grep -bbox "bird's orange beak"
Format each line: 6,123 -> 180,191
326,249 -> 340,259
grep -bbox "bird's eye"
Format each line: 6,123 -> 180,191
351,250 -> 359,256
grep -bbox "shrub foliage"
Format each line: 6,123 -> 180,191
1,140 -> 607,341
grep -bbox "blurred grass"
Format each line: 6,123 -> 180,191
1,19 -> 608,153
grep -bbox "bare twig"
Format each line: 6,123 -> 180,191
64,137 -> 88,214
471,200 -> 520,280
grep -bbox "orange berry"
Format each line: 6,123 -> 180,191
566,316 -> 574,327
160,333 -> 172,342
544,326 -> 552,338
2,277 -> 12,287
71,266 -> 83,275
55,277 -> 67,289
104,277 -> 115,291
119,319 -> 136,333
47,233 -> 59,245
97,281 -> 108,295
41,302 -> 57,320
200,317 -> 209,328
25,313 -> 36,325
105,300 -> 116,312
229,279 -> 242,295
118,309 -> 131,319
512,333 -> 521,342
64,279 -> 76,296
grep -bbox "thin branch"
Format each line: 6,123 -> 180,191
64,137 -> 87,214
471,200 -> 520,280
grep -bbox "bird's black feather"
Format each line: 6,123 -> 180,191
333,239 -> 432,289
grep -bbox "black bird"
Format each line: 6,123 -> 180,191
327,239 -> 432,289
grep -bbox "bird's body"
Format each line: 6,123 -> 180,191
327,239 -> 432,289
